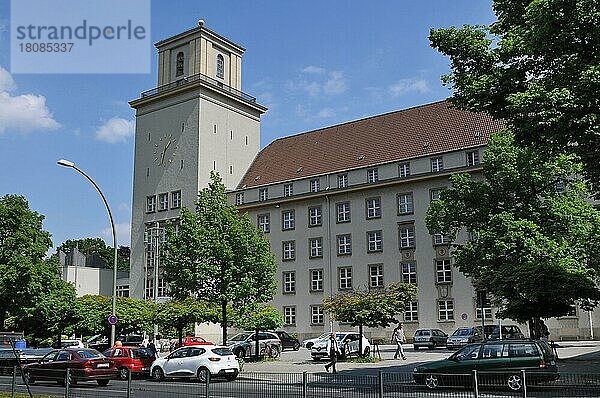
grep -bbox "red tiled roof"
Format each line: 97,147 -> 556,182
238,101 -> 505,188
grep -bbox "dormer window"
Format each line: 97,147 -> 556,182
216,54 -> 224,79
176,52 -> 184,77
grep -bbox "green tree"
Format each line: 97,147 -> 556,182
429,0 -> 600,194
425,131 -> 600,338
163,172 -> 277,344
233,304 -> 284,359
323,283 -> 418,357
0,194 -> 57,329
154,298 -> 218,346
56,237 -> 130,271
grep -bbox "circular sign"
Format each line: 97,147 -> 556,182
461,313 -> 468,321
108,315 -> 118,325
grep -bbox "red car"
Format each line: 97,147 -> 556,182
23,348 -> 116,386
102,346 -> 156,379
174,336 -> 214,348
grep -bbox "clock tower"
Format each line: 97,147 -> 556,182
129,21 -> 267,301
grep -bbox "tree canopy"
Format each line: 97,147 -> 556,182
154,298 -> 218,345
163,172 -> 278,343
429,0 -> 600,194
425,130 -> 600,337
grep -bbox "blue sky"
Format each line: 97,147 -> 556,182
0,0 -> 495,253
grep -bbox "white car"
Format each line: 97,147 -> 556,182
310,332 -> 371,360
302,332 -> 330,349
150,345 -> 239,382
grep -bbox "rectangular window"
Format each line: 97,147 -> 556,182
282,210 -> 295,230
476,297 -> 492,320
436,259 -> 452,283
235,193 -> 244,206
311,306 -> 324,325
405,301 -> 419,321
438,300 -> 454,321
433,233 -> 450,245
146,195 -> 156,213
431,157 -> 444,172
467,150 -> 480,166
171,190 -> 182,209
369,264 -> 384,288
310,269 -> 324,292
158,193 -> 169,211
337,202 -> 351,223
258,188 -> 268,201
283,306 -> 296,325
338,173 -> 349,188
145,278 -> 154,300
367,168 -> 379,183
309,237 -> 323,258
157,279 -> 169,297
397,193 -> 413,215
284,183 -> 294,197
258,214 -> 270,233
310,179 -> 320,193
283,271 -> 296,294
401,262 -> 417,284
366,197 -> 382,219
399,162 -> 410,178
431,189 -> 443,201
399,225 -> 415,248
282,241 -> 295,261
116,285 -> 129,298
337,234 -> 352,255
308,206 -> 322,227
367,230 -> 383,252
338,267 -> 353,290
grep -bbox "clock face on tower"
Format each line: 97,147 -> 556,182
152,133 -> 178,167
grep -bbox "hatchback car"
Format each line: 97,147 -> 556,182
311,332 -> 371,360
272,331 -> 300,351
174,336 -> 214,348
413,329 -> 448,350
446,327 -> 484,350
226,331 -> 282,358
413,340 -> 558,391
23,348 -> 117,386
103,346 -> 156,379
302,332 -> 330,349
489,325 -> 525,340
150,345 -> 239,382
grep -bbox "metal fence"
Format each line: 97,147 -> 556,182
1,366 -> 599,398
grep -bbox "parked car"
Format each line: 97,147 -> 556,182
150,345 -> 239,382
311,332 -> 371,360
102,346 -> 156,379
51,339 -> 84,349
446,327 -> 484,350
174,336 -> 214,348
23,348 -> 117,386
489,325 -> 525,340
272,331 -> 300,351
413,340 -> 559,391
413,329 -> 448,350
302,332 -> 330,349
115,334 -> 144,347
226,331 -> 282,358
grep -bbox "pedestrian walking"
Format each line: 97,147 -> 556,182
324,333 -> 339,373
392,323 -> 406,360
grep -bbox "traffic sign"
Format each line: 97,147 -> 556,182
461,313 -> 468,321
108,315 -> 118,325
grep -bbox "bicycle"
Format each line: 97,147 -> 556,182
260,344 -> 280,359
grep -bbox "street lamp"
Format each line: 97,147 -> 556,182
57,159 -> 118,347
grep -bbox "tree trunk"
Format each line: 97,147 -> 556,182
529,316 -> 541,340
178,328 -> 183,347
358,324 -> 364,357
0,308 -> 5,330
221,300 -> 227,345
57,333 -> 62,349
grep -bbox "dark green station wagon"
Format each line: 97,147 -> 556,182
413,340 -> 558,391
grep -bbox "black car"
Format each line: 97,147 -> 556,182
272,331 -> 300,351
489,325 -> 525,340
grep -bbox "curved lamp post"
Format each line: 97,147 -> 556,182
57,159 -> 118,347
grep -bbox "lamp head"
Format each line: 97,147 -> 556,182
57,159 -> 75,168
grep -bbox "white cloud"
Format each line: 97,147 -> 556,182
118,202 -> 130,212
323,71 -> 346,95
0,67 -> 60,134
302,66 -> 325,74
304,82 -> 321,97
102,223 -> 131,247
317,108 -> 335,118
289,69 -> 347,98
95,117 -> 135,144
389,78 -> 430,97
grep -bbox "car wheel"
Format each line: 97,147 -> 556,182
293,342 -> 300,351
225,374 -> 238,382
424,374 -> 440,389
118,367 -> 129,380
152,367 -> 165,382
271,345 -> 281,358
507,374 -> 523,391
24,371 -> 35,384
197,367 -> 210,383
234,347 -> 246,358
363,346 -> 370,357
97,379 -> 109,386
306,342 -> 314,349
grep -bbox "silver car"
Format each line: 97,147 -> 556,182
226,331 -> 281,358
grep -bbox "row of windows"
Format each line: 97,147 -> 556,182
256,190 -> 445,232
146,191 -> 181,213
235,151 -> 480,205
283,305 -> 325,325
175,52 -> 225,80
144,278 -> 169,300
281,260 -> 452,294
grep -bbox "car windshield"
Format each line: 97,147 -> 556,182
450,344 -> 481,360
229,333 -> 250,342
211,347 -> 234,356
453,328 -> 472,336
76,349 -> 103,359
415,330 -> 431,336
